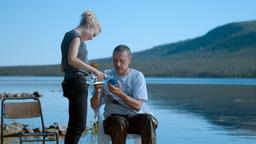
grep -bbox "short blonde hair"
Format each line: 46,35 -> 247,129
80,10 -> 101,33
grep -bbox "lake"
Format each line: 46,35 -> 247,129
0,76 -> 256,144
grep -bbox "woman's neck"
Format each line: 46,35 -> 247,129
74,27 -> 82,35
74,26 -> 87,41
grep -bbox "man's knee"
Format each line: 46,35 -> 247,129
104,115 -> 129,134
144,114 -> 158,129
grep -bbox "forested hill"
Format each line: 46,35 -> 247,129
0,20 -> 256,77
131,20 -> 256,77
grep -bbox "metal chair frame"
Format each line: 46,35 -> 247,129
1,97 -> 59,144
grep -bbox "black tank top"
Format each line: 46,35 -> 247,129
61,30 -> 89,80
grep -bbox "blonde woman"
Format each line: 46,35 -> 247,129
61,10 -> 104,144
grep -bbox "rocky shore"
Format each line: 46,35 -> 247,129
0,91 -> 42,99
1,121 -> 98,140
2,121 -> 66,137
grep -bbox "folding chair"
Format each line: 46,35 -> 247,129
1,97 -> 59,144
94,107 -> 141,144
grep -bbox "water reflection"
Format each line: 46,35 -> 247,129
147,84 -> 256,136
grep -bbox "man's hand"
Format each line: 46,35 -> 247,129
107,82 -> 123,96
91,83 -> 103,110
94,83 -> 103,92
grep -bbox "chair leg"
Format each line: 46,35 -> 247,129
42,135 -> 45,144
19,136 -> 22,144
56,133 -> 59,144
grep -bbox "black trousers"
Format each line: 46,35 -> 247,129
103,113 -> 158,144
62,75 -> 88,144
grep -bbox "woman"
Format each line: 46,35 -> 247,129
61,10 -> 104,144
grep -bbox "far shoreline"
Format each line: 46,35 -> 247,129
0,76 -> 256,86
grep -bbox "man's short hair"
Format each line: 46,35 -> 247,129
113,45 -> 132,56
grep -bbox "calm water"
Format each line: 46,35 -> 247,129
0,76 -> 256,144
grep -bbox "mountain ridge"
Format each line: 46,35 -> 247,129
134,20 -> 256,57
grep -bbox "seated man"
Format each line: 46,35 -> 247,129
91,44 -> 158,144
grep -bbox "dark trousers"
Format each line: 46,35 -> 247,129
103,113 -> 158,144
62,76 -> 88,144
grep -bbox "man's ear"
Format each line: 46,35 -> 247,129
129,56 -> 132,64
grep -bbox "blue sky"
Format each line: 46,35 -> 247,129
0,0 -> 255,66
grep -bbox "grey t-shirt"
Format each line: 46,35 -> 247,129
101,68 -> 148,118
61,30 -> 89,80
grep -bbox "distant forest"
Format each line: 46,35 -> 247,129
0,20 -> 256,78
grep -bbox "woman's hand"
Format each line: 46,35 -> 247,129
95,70 -> 105,82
